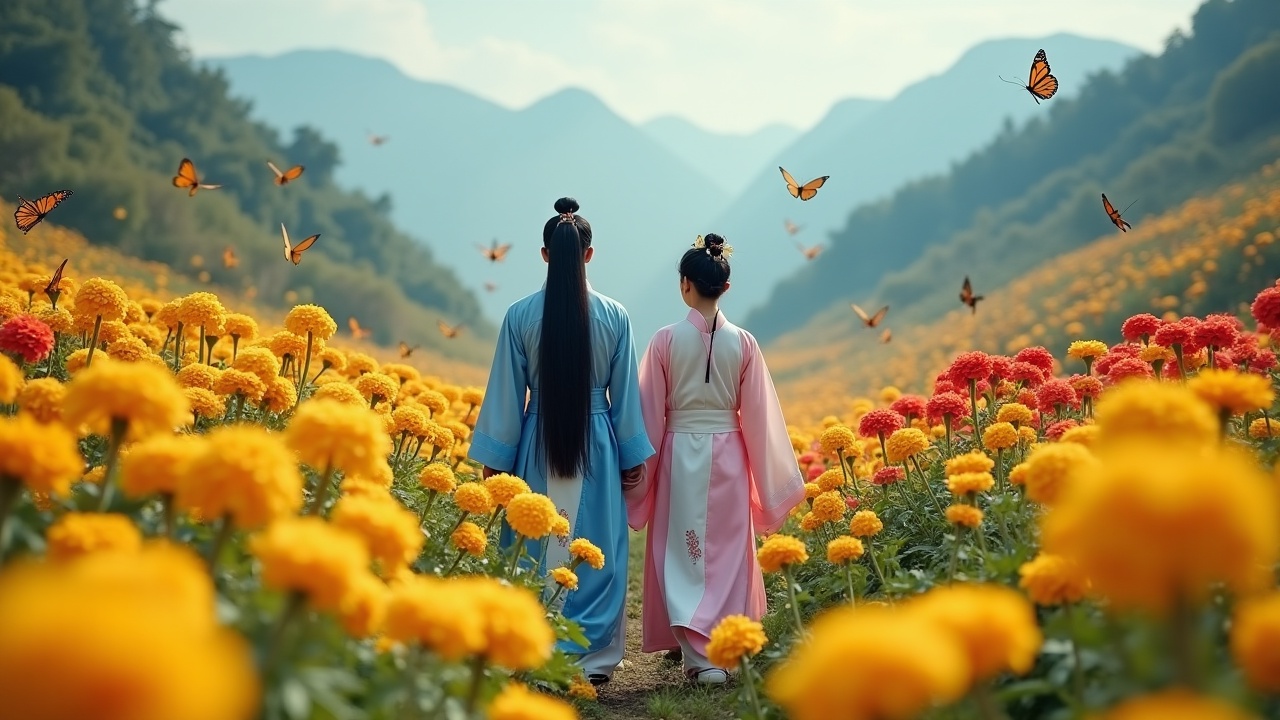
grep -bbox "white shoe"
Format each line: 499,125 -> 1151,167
687,668 -> 729,685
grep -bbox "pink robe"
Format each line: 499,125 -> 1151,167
626,309 -> 805,653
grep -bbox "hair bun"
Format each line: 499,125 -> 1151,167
554,197 -> 580,214
704,233 -> 726,257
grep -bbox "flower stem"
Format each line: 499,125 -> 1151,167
198,325 -> 206,364
948,530 -> 962,581
306,463 -> 336,516
85,314 -> 103,367
295,331 -> 314,407
484,508 -> 502,535
944,417 -> 954,459
1171,592 -> 1199,689
463,655 -> 487,716
866,543 -> 887,593
206,513 -> 234,575
506,535 -> 526,578
0,478 -> 23,564
974,683 -> 1008,720
444,549 -> 467,576
262,590 -> 306,679
844,563 -> 856,605
968,378 -> 981,440
419,490 -> 439,523
95,417 -> 129,512
161,492 -> 178,539
739,657 -> 765,719
1065,602 -> 1086,707
172,321 -> 184,372
545,584 -> 567,610
781,565 -> 806,637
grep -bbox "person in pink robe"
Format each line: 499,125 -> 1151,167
625,233 -> 805,683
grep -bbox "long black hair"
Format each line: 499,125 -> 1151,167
538,197 -> 593,478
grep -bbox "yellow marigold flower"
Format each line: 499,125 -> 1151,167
63,347 -> 89,375
184,387 -> 224,421
352,371 -> 398,408
454,482 -> 495,515
567,675 -> 597,701
261,376 -> 296,414
1231,592 -> 1280,693
569,538 -> 605,570
177,363 -> 221,391
1094,381 -> 1217,448
826,536 -> 865,565
758,534 -> 809,573
848,510 -> 883,538
487,682 -> 577,720
284,304 -> 337,341
44,512 -> 143,561
129,322 -> 165,349
1022,442 -> 1096,506
392,404 -> 430,438
230,346 -> 279,385
464,576 -> 556,670
33,304 -> 72,333
266,330 -> 308,361
981,421 -> 1019,451
552,566 -> 578,590
344,352 -> 379,377
819,424 -> 858,459
798,511 -> 824,532
1008,461 -> 1029,486
72,277 -> 128,322
550,515 -> 570,539
765,604 -> 968,720
313,381 -> 365,406
946,471 -> 994,496
1249,417 -> 1279,438
0,359 -> 22,410
82,465 -> 106,485
318,347 -> 347,373
176,425 -> 303,529
884,427 -> 929,464
380,362 -> 420,384
461,386 -> 484,406
176,292 -> 225,330
425,420 -> 455,451
251,516 -> 371,612
212,368 -> 267,403
880,386 -> 902,403
97,319 -> 130,345
909,583 -> 1042,682
706,614 -> 768,669
1042,441 -> 1278,614
0,413 -> 84,495
1093,690 -> 1259,720
285,398 -> 393,478
484,473 -> 531,507
506,492 -> 558,539
16,377 -> 65,423
223,313 -> 258,342
0,295 -> 20,321
1058,424 -> 1099,447
813,468 -> 843,493
0,543 -> 259,720
946,504 -> 984,528
1139,344 -> 1175,363
451,521 -> 488,556
803,482 -> 822,499
1067,340 -> 1108,360
332,495 -> 425,569
811,490 -> 846,523
1018,553 -> 1090,606
120,434 -> 198,499
63,360 -> 190,440
1188,368 -> 1276,416
338,572 -> 388,639
995,403 -> 1033,426
419,463 -> 457,494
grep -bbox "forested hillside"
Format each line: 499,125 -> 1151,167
748,0 -> 1280,346
0,0 -> 489,358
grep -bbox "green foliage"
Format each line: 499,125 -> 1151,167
0,0 -> 491,359
746,0 -> 1280,345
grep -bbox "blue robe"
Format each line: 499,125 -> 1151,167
469,284 -> 655,665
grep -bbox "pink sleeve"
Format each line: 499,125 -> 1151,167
739,331 -> 805,534
625,327 -> 670,530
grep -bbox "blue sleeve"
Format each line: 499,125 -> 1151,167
469,309 -> 528,472
608,309 -> 656,471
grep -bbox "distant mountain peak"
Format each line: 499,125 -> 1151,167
522,86 -> 614,116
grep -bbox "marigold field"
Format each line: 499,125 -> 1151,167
6,165 -> 1280,720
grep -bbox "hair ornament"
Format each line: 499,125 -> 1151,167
557,211 -> 575,224
691,234 -> 734,260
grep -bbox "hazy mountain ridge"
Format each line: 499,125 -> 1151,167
640,116 -> 807,196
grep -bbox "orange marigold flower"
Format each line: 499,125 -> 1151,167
284,304 -> 337,341
945,504 -> 983,528
176,425 -> 304,529
16,377 -> 65,423
285,398 -> 392,479
72,278 -> 128,322
250,516 -> 371,612
44,512 -> 142,562
62,360 -> 190,441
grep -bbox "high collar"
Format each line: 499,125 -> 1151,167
686,307 -> 725,333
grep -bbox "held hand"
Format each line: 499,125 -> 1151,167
621,464 -> 646,491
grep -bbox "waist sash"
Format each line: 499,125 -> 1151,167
666,409 -> 739,433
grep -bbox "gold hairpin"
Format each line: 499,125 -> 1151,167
692,234 -> 705,249
558,212 -> 575,224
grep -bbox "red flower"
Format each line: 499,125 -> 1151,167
1008,361 -> 1045,387
1044,419 -> 1079,441
858,408 -> 904,438
1251,349 -> 1277,374
1093,343 -> 1140,377
926,392 -> 969,425
807,465 -> 825,481
844,496 -> 860,511
870,466 -> 905,486
933,379 -> 959,395
1122,313 -> 1164,343
1212,349 -> 1236,370
1035,379 -> 1079,414
989,355 -> 1014,383
947,351 -> 993,385
1252,286 -> 1280,330
0,314 -> 55,364
1193,313 -> 1240,350
1068,374 -> 1104,399
1176,317 -> 1205,354
798,452 -> 817,466
1231,334 -> 1260,365
1016,388 -> 1039,408
889,395 -> 927,423
1106,357 -> 1154,384
1013,346 -> 1056,375
1153,321 -> 1191,349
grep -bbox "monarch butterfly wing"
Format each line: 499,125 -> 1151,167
281,165 -> 304,183
173,158 -> 198,188
797,176 -> 829,201
281,224 -> 292,262
398,341 -> 411,357
960,276 -> 973,302
348,317 -> 359,333
495,243 -> 512,260
851,304 -> 870,323
871,306 -> 889,326
46,258 -> 68,294
267,160 -> 284,179
1028,49 -> 1051,86
290,234 -> 320,264
1030,74 -> 1058,101
779,167 -> 801,197
13,197 -> 39,233
198,183 -> 222,191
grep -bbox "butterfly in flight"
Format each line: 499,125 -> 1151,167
222,246 -> 239,268
44,258 -> 69,302
1101,194 -> 1136,232
266,160 -> 305,186
795,242 -> 822,261
112,205 -> 127,221
784,218 -> 803,236
483,281 -> 498,292
477,240 -> 512,263
1000,49 -> 1058,105
851,304 -> 889,328
880,328 -> 892,344
779,167 -> 829,201
348,316 -> 371,339
398,341 -> 420,358
367,131 -> 390,146
281,223 -> 320,265
960,276 -> 984,315
438,320 -> 464,339
172,158 -> 222,197
13,190 -> 73,234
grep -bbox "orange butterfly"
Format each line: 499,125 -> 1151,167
367,131 -> 390,146
1000,49 -> 1058,104
851,304 -> 889,328
266,160 -> 305,186
281,223 -> 320,265
349,316 -> 371,339
779,167 -> 828,201
484,282 -> 498,292
44,258 -> 69,301
14,190 -> 72,234
960,276 -> 984,314
222,247 -> 239,268
112,206 -> 128,221
398,341 -> 419,358
1101,194 -> 1135,232
880,328 -> 892,344
172,158 -> 222,197
795,242 -> 822,261
784,218 -> 803,236
438,320 -> 463,339
477,240 -> 512,263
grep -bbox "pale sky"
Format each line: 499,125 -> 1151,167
161,0 -> 1204,134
